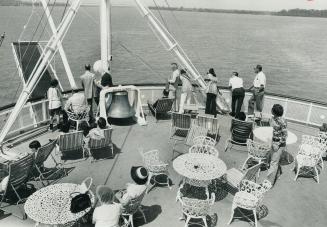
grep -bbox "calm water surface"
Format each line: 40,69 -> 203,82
0,6 -> 327,106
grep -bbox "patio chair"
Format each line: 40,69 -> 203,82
0,153 -> 34,219
224,163 -> 261,190
172,125 -> 208,160
88,127 -> 114,161
189,144 -> 219,157
65,104 -> 90,131
122,189 -> 147,227
225,119 -> 253,152
148,98 -> 174,122
300,135 -> 325,170
176,184 -> 215,227
194,114 -> 220,141
294,144 -> 321,183
170,112 -> 192,140
228,180 -> 272,227
57,131 -> 88,160
193,136 -> 216,147
33,139 -> 61,186
241,139 -> 270,176
139,149 -> 171,193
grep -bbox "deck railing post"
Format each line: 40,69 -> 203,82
306,103 -> 313,125
284,98 -> 288,117
42,101 -> 47,122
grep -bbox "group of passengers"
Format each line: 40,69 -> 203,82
47,64 -> 113,131
167,63 -> 266,119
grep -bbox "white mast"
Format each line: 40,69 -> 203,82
134,0 -> 207,89
100,0 -> 112,72
40,0 -> 77,89
0,0 -> 81,146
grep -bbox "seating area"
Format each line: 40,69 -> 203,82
0,112 -> 327,227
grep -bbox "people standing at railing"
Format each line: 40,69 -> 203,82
178,69 -> 193,114
228,72 -> 245,118
205,68 -> 218,117
267,104 -> 288,186
167,63 -> 180,111
47,79 -> 64,131
248,64 -> 266,115
80,64 -> 97,123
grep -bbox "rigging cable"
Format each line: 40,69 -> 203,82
152,0 -> 170,32
60,0 -> 70,23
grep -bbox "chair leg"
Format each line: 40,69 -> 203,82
76,121 -> 80,131
203,217 -> 208,227
228,206 -> 235,225
166,173 -> 172,190
184,216 -> 191,227
314,166 -> 320,184
294,165 -> 300,181
146,173 -> 153,194
253,209 -> 258,227
225,140 -> 230,152
241,157 -> 250,170
138,207 -> 147,223
130,215 -> 134,227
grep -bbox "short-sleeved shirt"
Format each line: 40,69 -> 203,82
80,71 -> 96,99
92,203 -> 122,227
229,76 -> 243,90
253,71 -> 266,88
272,116 -> 288,147
47,87 -> 61,110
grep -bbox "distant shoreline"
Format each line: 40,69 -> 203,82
149,6 -> 327,19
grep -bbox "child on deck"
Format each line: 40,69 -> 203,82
47,79 -> 63,131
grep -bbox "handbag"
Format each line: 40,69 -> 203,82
70,191 -> 91,213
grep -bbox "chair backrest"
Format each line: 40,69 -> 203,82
246,139 -> 270,159
195,114 -> 219,134
179,193 -> 215,217
89,127 -> 113,149
155,98 -> 174,112
58,131 -> 84,152
140,149 -> 160,167
185,125 -> 208,146
122,189 -> 146,215
231,118 -> 253,143
34,139 -> 57,167
171,112 -> 192,129
193,136 -> 216,147
243,163 -> 261,182
8,153 -> 34,188
239,179 -> 272,201
189,144 -> 219,157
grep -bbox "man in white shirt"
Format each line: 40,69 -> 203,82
228,72 -> 245,118
167,63 -> 180,110
64,90 -> 87,112
248,65 -> 266,114
178,69 -> 193,114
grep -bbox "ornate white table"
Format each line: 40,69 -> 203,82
173,153 -> 227,198
25,183 -> 94,227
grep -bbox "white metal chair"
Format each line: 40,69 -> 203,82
228,180 -> 272,227
176,184 -> 215,227
300,135 -> 325,170
294,144 -> 321,183
189,144 -> 219,157
193,136 -> 216,147
139,149 -> 171,193
194,114 -> 220,141
65,104 -> 90,131
241,139 -> 270,176
122,189 -> 147,227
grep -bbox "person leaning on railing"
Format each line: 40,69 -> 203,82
205,68 -> 218,117
228,71 -> 245,118
266,104 -> 288,186
47,79 -> 64,131
247,64 -> 266,115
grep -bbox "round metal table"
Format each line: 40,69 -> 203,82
253,126 -> 298,145
25,183 -> 94,226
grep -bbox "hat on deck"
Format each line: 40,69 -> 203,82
130,166 -> 148,185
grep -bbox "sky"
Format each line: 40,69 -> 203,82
24,0 -> 327,11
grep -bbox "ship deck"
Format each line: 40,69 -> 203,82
1,113 -> 326,227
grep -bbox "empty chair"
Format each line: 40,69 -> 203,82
57,131 -> 88,160
241,139 -> 270,176
170,112 -> 192,140
65,104 -> 90,131
189,144 -> 219,157
139,149 -> 171,193
225,118 -> 253,152
172,125 -> 208,160
225,163 -> 261,190
88,127 -> 114,161
193,136 -> 216,147
228,180 -> 272,227
194,114 -> 220,141
0,153 -> 34,219
301,134 -> 326,170
33,139 -> 61,186
176,184 -> 215,227
294,144 -> 321,183
148,98 -> 174,122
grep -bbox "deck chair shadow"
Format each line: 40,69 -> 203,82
88,127 -> 114,161
57,131 -> 88,161
0,153 -> 35,220
148,98 -> 174,122
225,119 -> 253,152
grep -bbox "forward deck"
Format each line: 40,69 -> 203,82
1,112 -> 326,227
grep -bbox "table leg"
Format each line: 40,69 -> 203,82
205,186 -> 209,199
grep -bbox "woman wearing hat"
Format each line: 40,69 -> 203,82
116,166 -> 148,205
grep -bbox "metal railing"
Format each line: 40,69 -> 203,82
0,85 -> 326,141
